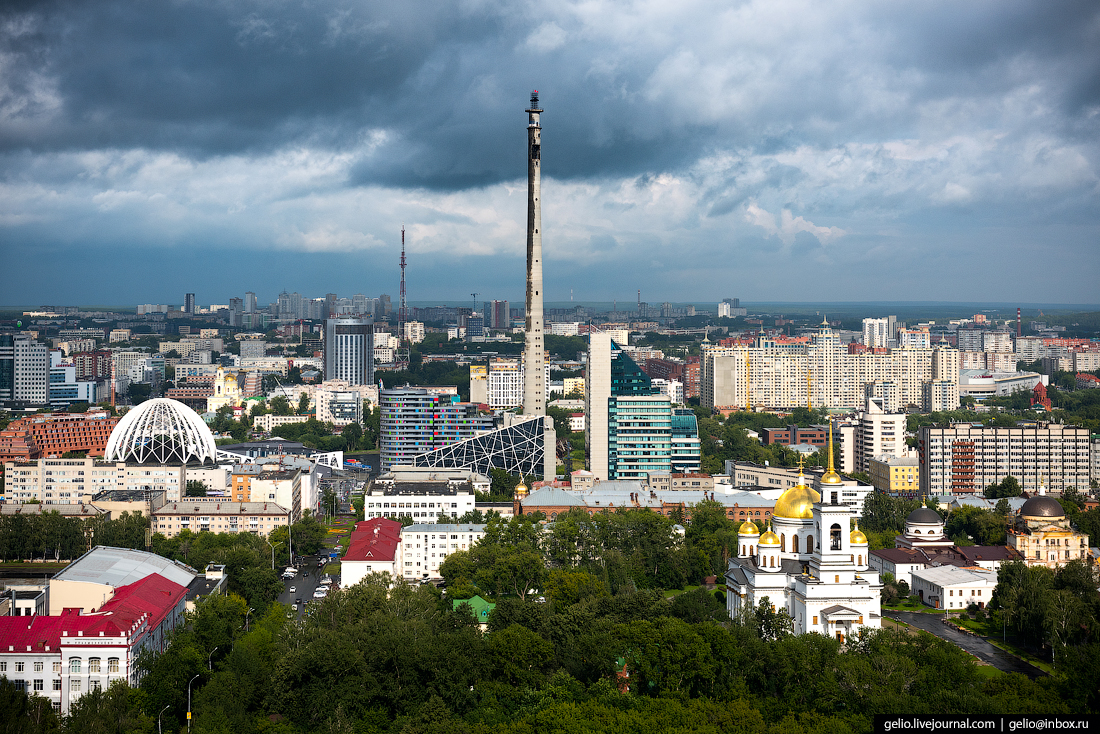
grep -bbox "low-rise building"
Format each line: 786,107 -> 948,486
910,565 -> 997,610
253,414 -> 310,433
4,459 -> 185,505
152,500 -> 290,538
1007,496 -> 1090,569
341,518 -> 402,587
400,523 -> 486,581
868,455 -> 920,497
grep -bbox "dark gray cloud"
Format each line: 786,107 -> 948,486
1,0 -> 1098,305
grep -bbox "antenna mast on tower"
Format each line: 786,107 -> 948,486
397,225 -> 409,369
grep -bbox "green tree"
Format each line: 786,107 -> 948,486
185,480 -> 208,497
269,395 -> 292,416
297,392 -> 310,414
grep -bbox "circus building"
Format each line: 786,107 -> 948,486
4,400 -> 219,506
1007,496 -> 1089,570
104,398 -> 217,466
725,432 -> 882,642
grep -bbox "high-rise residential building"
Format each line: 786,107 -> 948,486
702,323 -> 958,412
323,318 -> 374,386
228,297 -> 243,328
184,293 -> 196,314
325,293 -> 337,318
983,331 -> 1013,353
379,388 -> 495,471
862,317 -> 894,348
489,301 -> 510,329
897,328 -> 931,349
244,291 -> 257,313
919,423 -> 1090,497
2,335 -> 50,405
403,321 -> 425,344
956,328 -> 983,352
854,396 -> 910,475
717,298 -> 747,318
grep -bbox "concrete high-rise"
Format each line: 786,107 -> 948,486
184,293 -> 196,314
523,90 -> 545,417
244,292 -> 257,313
323,317 -> 374,386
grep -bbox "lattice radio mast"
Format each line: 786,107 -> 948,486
396,225 -> 410,369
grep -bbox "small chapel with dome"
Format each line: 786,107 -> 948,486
724,427 -> 882,641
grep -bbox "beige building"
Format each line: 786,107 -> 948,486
4,459 -> 185,504
919,423 -> 1090,496
152,500 -> 290,538
702,322 -> 959,412
253,414 -> 310,433
1007,496 -> 1089,569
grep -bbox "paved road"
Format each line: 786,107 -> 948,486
275,555 -> 340,619
885,611 -> 1046,678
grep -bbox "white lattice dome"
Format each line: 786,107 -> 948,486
105,398 -> 217,465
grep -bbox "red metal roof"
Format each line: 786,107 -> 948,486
79,573 -> 188,637
343,518 -> 402,563
0,609 -> 82,654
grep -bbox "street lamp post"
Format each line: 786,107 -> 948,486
187,674 -> 200,732
158,704 -> 170,734
246,607 -> 253,633
207,646 -> 218,671
264,538 -> 282,571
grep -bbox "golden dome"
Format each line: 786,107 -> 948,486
850,526 -> 868,545
773,473 -> 821,520
759,528 -> 780,546
738,521 -> 760,536
515,482 -> 529,497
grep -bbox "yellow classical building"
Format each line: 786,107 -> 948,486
1007,495 -> 1089,569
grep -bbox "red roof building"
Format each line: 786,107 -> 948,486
1030,382 -> 1052,410
0,572 -> 188,714
341,518 -> 403,587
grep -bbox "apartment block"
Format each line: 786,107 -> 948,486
918,423 -> 1090,496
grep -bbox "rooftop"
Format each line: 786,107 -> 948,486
403,524 -> 487,534
53,546 -> 197,590
343,518 -> 402,563
912,565 -> 997,586
155,501 -> 289,516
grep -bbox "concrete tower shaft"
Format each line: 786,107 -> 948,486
523,90 -> 546,416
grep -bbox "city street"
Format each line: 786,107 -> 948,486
275,555 -> 340,619
885,611 -> 1046,678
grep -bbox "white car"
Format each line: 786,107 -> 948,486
289,586 -> 296,593
313,588 -> 327,599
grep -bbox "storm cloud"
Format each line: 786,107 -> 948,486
1,0 -> 1098,305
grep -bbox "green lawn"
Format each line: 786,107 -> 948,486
664,585 -> 701,598
882,599 -> 941,613
952,617 -> 1056,675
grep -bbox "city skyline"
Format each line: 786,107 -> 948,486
2,1 -> 1098,305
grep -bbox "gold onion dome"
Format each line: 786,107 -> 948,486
773,471 -> 820,520
515,482 -> 528,497
821,421 -> 843,485
738,521 -> 760,536
759,526 -> 781,546
850,523 -> 868,545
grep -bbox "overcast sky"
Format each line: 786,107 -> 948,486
2,0 -> 1098,308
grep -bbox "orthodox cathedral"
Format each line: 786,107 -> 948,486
724,431 -> 882,641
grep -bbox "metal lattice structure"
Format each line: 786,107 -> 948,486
413,416 -> 550,477
105,398 -> 217,465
